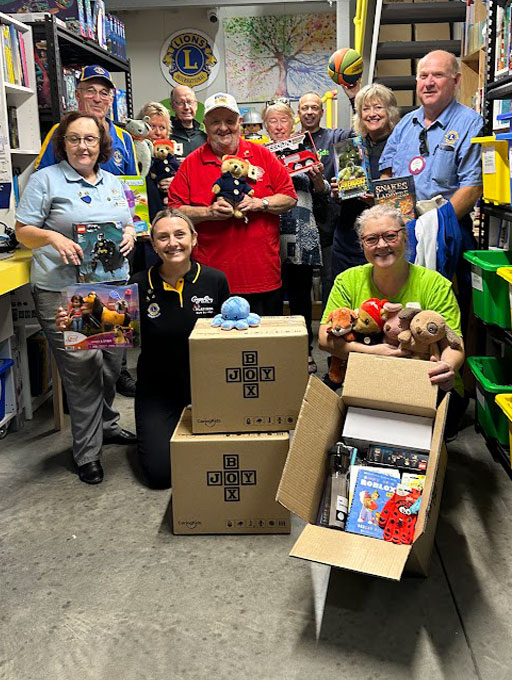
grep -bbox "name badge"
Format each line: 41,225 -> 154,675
408,156 -> 426,175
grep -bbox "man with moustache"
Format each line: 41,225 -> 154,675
168,92 -> 297,315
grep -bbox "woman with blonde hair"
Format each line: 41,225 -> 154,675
137,101 -> 172,142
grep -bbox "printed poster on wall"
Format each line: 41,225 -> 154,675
223,13 -> 336,103
160,29 -> 220,92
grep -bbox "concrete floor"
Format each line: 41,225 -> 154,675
2,338 -> 512,680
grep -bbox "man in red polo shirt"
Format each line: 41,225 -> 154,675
168,92 -> 297,315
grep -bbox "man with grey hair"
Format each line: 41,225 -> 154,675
379,49 -> 483,219
170,85 -> 206,160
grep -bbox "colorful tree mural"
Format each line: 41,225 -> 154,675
223,13 -> 336,103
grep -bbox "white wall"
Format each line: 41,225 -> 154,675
118,3 -> 339,117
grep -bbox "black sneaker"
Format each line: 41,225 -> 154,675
116,368 -> 136,398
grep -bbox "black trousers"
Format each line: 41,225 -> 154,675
135,389 -> 186,489
282,263 -> 314,352
236,287 -> 283,316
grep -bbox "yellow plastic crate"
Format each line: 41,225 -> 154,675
471,136 -> 511,205
497,267 -> 512,328
495,394 -> 512,463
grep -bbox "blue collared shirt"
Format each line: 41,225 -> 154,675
379,100 -> 484,201
34,119 -> 138,175
16,161 -> 132,291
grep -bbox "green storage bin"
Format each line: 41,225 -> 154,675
468,356 -> 512,445
463,250 -> 512,328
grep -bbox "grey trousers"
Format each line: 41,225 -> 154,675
33,288 -> 123,466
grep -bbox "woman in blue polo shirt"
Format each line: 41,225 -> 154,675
130,209 -> 230,488
15,111 -> 137,485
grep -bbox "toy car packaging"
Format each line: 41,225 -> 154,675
265,132 -> 321,177
334,135 -> 373,200
74,221 -> 130,284
63,283 -> 139,351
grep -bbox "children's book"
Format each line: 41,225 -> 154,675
265,131 -> 321,176
334,136 -> 373,200
74,222 -> 129,283
372,175 -> 416,222
346,468 -> 399,539
348,465 -> 401,510
119,176 -> 150,236
64,283 -> 139,351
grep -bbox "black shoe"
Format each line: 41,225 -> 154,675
116,369 -> 136,398
78,460 -> 104,484
104,428 -> 137,445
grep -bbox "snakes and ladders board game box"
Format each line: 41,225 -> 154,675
276,353 -> 449,581
189,316 -> 308,434
334,135 -> 373,200
171,408 -> 290,535
74,221 -> 130,284
372,175 -> 416,222
63,283 -> 139,350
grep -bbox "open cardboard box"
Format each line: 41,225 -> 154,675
276,353 -> 449,581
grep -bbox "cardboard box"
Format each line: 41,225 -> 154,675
189,316 -> 308,434
171,408 -> 291,535
276,353 -> 449,581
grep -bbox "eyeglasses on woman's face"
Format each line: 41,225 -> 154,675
64,135 -> 100,147
361,227 -> 405,247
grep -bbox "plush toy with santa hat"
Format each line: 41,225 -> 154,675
353,298 -> 388,345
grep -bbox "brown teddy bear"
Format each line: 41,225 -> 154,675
397,307 -> 462,361
212,155 -> 254,220
382,302 -> 404,347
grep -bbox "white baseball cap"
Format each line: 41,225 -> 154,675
204,92 -> 240,116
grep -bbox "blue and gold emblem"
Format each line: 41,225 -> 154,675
160,29 -> 220,91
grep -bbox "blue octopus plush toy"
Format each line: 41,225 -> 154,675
211,296 -> 261,330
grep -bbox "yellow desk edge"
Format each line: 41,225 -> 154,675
0,249 -> 32,297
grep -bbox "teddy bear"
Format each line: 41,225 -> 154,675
150,139 -> 181,200
397,307 -> 463,361
212,155 -> 255,220
124,116 -> 153,177
352,298 -> 388,345
324,307 -> 357,383
382,302 -> 404,347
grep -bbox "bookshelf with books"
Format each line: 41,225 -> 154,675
460,0 -> 487,113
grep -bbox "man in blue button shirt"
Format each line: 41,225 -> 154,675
379,50 -> 483,219
35,65 -> 138,176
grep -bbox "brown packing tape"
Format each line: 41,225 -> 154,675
276,376 -> 343,525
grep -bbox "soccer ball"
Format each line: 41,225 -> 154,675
328,48 -> 364,87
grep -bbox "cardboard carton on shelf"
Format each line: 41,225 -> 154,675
171,408 -> 290,535
276,353 -> 449,581
189,316 -> 308,434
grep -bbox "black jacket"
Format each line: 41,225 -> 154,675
170,117 -> 207,159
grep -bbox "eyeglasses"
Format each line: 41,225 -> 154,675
265,97 -> 290,108
78,86 -> 112,100
419,127 -> 429,156
64,135 -> 100,147
361,228 -> 405,247
173,99 -> 197,108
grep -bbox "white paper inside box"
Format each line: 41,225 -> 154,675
276,354 -> 449,581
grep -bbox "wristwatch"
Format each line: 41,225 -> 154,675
261,198 -> 269,211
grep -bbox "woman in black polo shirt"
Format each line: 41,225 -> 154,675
130,209 -> 230,488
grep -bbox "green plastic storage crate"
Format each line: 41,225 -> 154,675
468,356 -> 512,446
463,250 -> 512,328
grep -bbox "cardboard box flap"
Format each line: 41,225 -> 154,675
290,524 -> 411,581
413,394 -> 450,540
276,376 -> 343,524
343,354 -> 438,417
190,315 -> 307,339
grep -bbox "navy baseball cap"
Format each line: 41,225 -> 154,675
79,65 -> 115,89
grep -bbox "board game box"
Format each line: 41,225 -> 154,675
334,135 -> 373,200
74,221 -> 130,283
372,175 -> 416,221
63,283 -> 139,351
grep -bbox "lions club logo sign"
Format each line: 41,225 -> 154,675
160,29 -> 219,91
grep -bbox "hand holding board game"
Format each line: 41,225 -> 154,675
74,222 -> 130,283
265,132 -> 321,177
64,283 -> 139,350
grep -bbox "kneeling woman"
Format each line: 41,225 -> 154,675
319,204 -> 465,397
130,209 -> 230,488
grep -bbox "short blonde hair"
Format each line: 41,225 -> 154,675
262,101 -> 295,131
137,101 -> 172,135
151,208 -> 197,237
352,84 -> 400,138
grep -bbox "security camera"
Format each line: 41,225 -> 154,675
207,9 -> 218,23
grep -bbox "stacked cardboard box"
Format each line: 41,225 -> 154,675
171,316 -> 309,535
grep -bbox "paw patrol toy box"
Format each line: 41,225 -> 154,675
189,316 -> 308,434
276,353 -> 449,581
